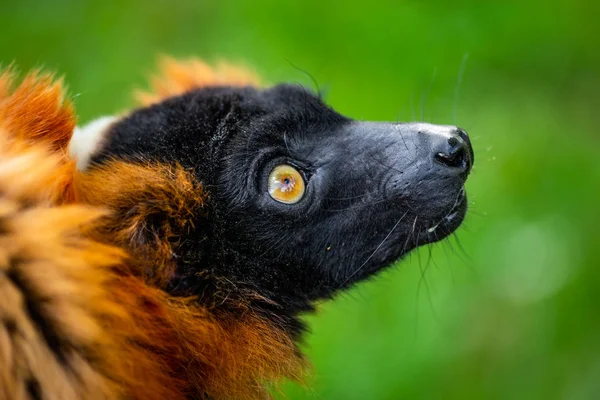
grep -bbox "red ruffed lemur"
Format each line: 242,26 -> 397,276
0,58 -> 473,400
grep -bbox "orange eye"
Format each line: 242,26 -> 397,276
268,164 -> 305,204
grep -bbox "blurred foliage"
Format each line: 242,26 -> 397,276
1,0 -> 599,398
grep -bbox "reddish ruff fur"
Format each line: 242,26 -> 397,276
0,63 -> 304,400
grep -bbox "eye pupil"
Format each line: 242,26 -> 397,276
283,178 -> 290,185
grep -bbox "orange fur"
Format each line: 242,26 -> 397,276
0,134 -> 143,399
0,70 -> 78,204
74,161 -> 306,398
75,161 -> 207,287
136,56 -> 261,106
0,69 -> 75,152
0,68 -> 305,399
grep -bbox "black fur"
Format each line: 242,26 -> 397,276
91,84 -> 473,335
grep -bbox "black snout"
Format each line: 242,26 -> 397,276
433,128 -> 473,176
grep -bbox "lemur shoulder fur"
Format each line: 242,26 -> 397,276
0,58 -> 474,400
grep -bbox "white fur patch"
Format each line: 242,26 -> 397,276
69,116 -> 117,169
412,122 -> 457,140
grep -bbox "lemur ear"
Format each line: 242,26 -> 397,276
75,161 -> 206,287
135,56 -> 261,106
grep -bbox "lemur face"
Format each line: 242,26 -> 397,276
86,84 -> 473,311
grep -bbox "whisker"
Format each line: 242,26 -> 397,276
298,82 -> 309,116
410,90 -> 416,121
452,232 -> 471,262
401,215 -> 419,257
465,209 -> 487,217
395,124 -> 410,152
453,52 -> 470,125
323,193 -> 371,201
439,239 -> 457,285
452,232 -> 478,279
421,67 -> 438,121
257,234 -> 289,258
368,151 -> 409,174
417,247 -> 439,322
323,197 -> 391,213
286,59 -> 322,98
340,210 -> 409,287
428,245 -> 443,272
283,131 -> 293,158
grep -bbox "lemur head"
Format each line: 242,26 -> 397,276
73,82 -> 473,330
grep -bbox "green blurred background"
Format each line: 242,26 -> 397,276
2,0 -> 599,398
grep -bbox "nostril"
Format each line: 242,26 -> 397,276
435,146 -> 466,169
435,135 -> 472,172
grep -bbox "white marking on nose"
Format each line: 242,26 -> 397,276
413,122 -> 457,140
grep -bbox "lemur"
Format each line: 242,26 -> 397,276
0,58 -> 473,400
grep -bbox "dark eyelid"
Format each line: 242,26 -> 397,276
284,160 -> 313,182
301,169 -> 313,182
